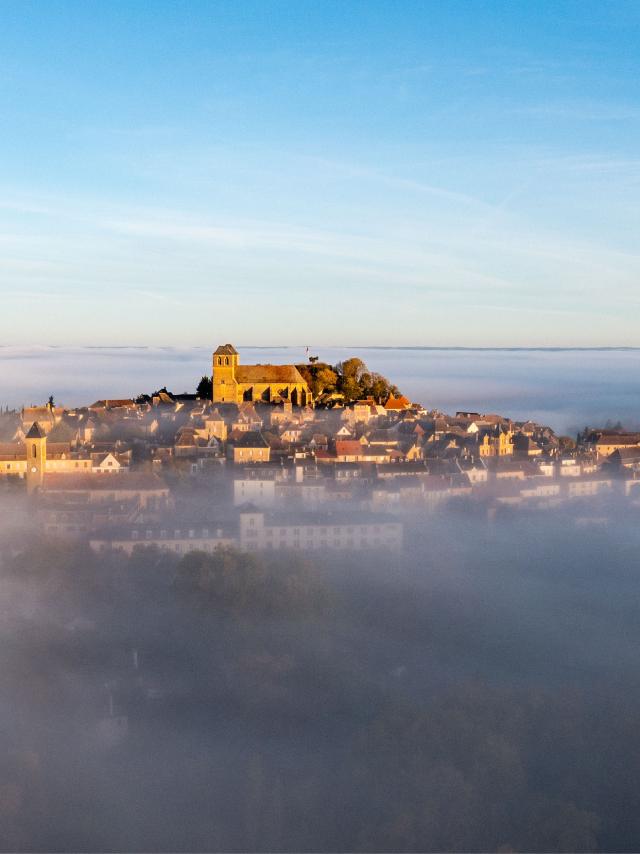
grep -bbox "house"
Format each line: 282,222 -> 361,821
233,468 -> 278,508
228,431 -> 271,464
479,426 -> 514,457
595,433 -> 640,458
41,472 -> 172,511
384,394 -> 412,411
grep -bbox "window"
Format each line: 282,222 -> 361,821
32,444 -> 37,458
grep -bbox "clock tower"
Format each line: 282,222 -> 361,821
25,422 -> 46,494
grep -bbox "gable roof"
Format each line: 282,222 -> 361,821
233,431 -> 269,448
235,364 -> 307,385
384,393 -> 411,410
214,344 -> 239,356
335,440 -> 364,456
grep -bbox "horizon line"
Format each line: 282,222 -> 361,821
2,344 -> 640,353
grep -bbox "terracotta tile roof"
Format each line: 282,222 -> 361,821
335,440 -> 364,456
235,365 -> 306,384
384,394 -> 411,410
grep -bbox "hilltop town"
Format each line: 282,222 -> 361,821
1,343 -> 639,555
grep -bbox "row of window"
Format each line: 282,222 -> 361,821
131,528 -> 223,540
254,524 -> 391,536
251,539 -> 400,550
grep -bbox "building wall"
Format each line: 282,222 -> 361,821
91,533 -> 235,555
231,446 -> 271,463
212,349 -> 310,405
0,459 -> 26,475
25,437 -> 46,492
234,478 -> 276,507
239,512 -> 402,552
212,352 -> 239,403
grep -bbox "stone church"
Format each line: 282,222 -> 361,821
212,344 -> 312,406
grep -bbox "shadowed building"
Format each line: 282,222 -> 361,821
212,344 -> 311,406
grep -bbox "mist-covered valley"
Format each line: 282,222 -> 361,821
2,494 -> 640,852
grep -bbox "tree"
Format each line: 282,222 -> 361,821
312,367 -> 338,397
47,395 -> 55,408
334,358 -> 400,403
197,375 -> 213,399
336,357 -> 367,383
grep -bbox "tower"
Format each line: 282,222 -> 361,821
25,421 -> 46,493
212,344 -> 239,404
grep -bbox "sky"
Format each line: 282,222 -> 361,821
0,0 -> 639,347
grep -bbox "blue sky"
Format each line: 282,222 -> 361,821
1,0 -> 639,346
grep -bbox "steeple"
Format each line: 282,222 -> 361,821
25,421 -> 46,493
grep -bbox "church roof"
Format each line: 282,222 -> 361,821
214,344 -> 239,356
235,364 -> 306,385
25,422 -> 45,440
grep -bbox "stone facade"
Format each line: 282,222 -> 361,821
212,344 -> 311,406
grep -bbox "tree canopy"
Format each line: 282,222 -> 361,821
196,375 -> 213,398
297,357 -> 400,404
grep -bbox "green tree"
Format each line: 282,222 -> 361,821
197,375 -> 213,398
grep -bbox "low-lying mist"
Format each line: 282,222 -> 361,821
1,496 -> 640,851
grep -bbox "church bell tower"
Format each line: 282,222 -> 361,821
25,422 -> 46,494
212,344 -> 239,404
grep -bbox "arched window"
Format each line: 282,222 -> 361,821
225,357 -> 229,365
32,444 -> 37,459
218,357 -> 222,365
